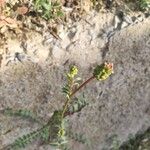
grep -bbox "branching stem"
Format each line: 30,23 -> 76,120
62,75 -> 95,118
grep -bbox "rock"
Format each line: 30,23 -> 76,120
114,15 -> 121,29
123,15 -> 133,24
81,0 -> 92,12
103,19 -> 150,149
51,45 -> 65,60
0,10 -> 149,150
121,21 -> 129,29
21,32 -> 50,62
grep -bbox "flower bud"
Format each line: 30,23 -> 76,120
68,66 -> 78,78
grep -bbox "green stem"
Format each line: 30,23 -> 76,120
61,96 -> 70,119
61,77 -> 73,119
62,75 -> 95,118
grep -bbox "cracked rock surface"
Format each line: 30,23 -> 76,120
0,10 -> 150,149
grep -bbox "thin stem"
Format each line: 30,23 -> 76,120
61,78 -> 73,119
70,76 -> 95,97
61,96 -> 70,118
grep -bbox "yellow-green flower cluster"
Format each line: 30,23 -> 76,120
93,62 -> 113,80
67,66 -> 78,79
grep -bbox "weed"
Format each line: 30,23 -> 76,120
1,62 -> 113,150
119,127 -> 150,149
3,108 -> 44,124
33,0 -> 64,20
138,0 -> 150,11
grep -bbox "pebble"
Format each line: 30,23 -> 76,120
121,21 -> 129,29
114,15 -> 121,29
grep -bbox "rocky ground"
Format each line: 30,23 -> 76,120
0,0 -> 150,150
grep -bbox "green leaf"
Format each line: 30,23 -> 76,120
57,11 -> 64,17
66,96 -> 88,115
42,3 -> 51,11
3,108 -> 42,123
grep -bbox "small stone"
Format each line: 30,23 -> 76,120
123,15 -> 133,24
81,0 -> 92,12
137,15 -> 144,22
68,27 -> 77,40
142,138 -> 148,143
52,46 -> 64,60
114,16 -> 121,29
131,16 -> 137,22
121,21 -> 129,29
